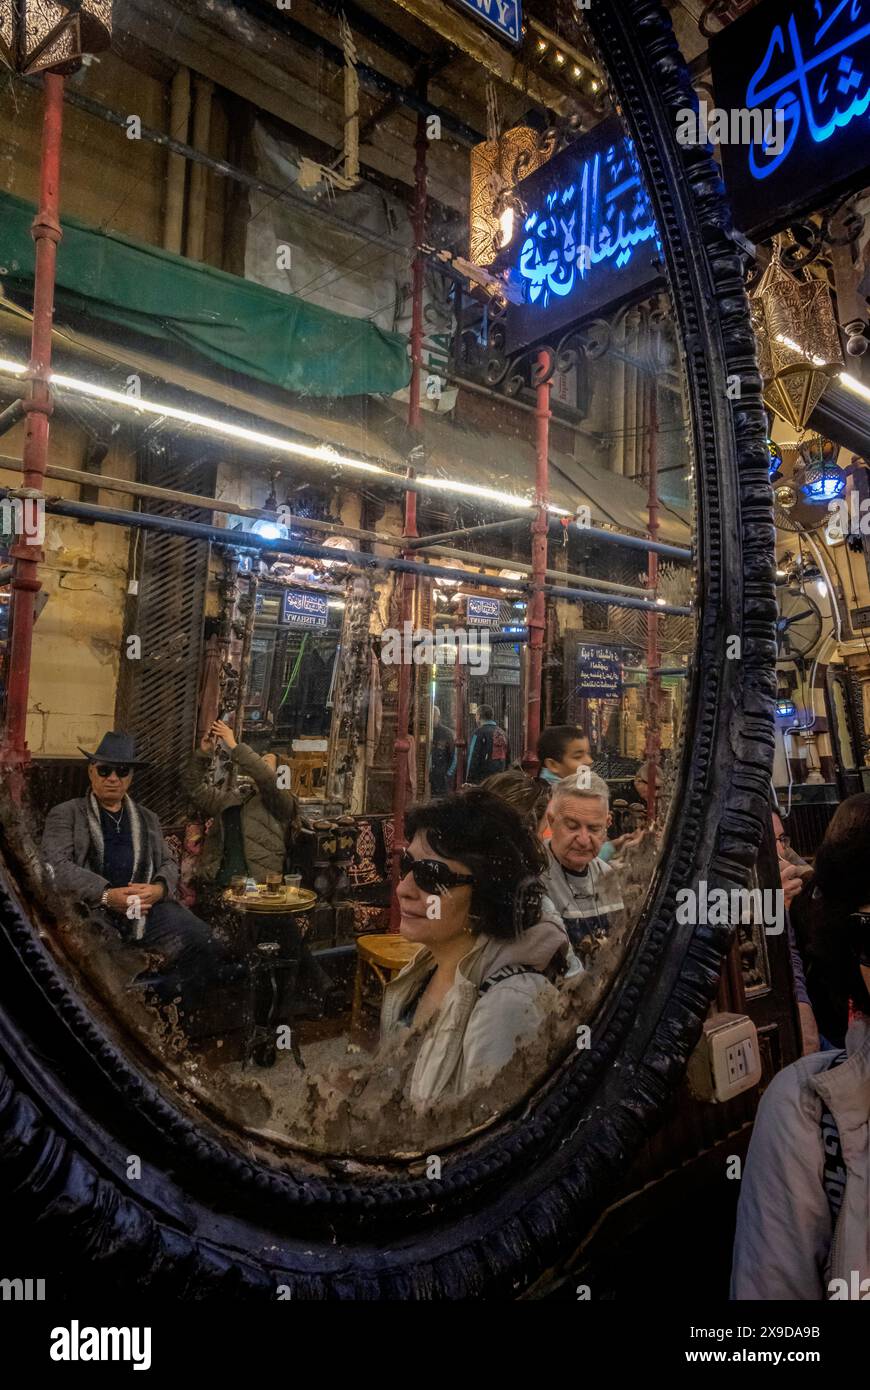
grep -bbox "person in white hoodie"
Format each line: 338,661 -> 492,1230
381,789 -> 570,1106
732,794 -> 870,1299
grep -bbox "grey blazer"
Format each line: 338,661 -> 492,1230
42,796 -> 180,906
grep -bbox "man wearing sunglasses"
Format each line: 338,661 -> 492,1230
42,731 -> 242,1027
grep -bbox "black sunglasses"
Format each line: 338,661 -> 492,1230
94,763 -> 132,778
398,849 -> 474,894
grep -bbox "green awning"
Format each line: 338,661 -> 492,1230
0,190 -> 410,398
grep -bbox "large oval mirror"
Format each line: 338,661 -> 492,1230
0,0 -> 775,1296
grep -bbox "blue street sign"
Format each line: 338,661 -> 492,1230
467,595 -> 501,625
282,589 -> 329,628
454,0 -> 522,45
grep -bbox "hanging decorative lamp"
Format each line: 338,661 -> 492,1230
0,1 -> 111,74
750,237 -> 842,432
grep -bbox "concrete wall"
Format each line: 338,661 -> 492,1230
1,421 -> 133,757
0,53 -> 167,245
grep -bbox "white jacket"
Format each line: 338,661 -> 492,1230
731,1016 -> 870,1300
380,915 -> 568,1106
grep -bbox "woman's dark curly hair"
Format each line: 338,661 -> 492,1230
404,788 -> 547,938
806,794 -> 870,1023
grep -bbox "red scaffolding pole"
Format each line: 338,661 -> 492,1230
1,73 -> 65,798
521,348 -> 552,775
389,99 -> 427,925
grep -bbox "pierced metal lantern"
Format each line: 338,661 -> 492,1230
797,436 -> 846,502
766,437 -> 782,479
750,239 -> 842,432
0,0 -> 111,75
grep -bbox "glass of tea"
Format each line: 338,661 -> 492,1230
230,875 -> 246,896
266,871 -> 283,893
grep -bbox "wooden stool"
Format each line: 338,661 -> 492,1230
351,933 -> 419,1032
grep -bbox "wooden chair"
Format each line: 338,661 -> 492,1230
351,933 -> 419,1032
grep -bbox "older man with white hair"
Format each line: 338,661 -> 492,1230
542,770 -> 625,951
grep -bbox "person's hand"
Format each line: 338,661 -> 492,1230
211,719 -> 237,750
798,1001 -> 821,1056
778,861 -> 806,910
126,882 -> 166,908
199,731 -> 215,753
104,887 -> 135,913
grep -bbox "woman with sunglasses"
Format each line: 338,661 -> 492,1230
380,790 -> 570,1106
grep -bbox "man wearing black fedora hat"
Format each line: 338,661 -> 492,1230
42,732 -> 243,1024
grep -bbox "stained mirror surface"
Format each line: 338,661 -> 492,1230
0,3 -> 697,1157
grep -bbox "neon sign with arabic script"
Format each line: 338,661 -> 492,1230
497,117 -> 662,353
711,0 -> 870,237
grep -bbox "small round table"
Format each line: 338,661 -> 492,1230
351,933 -> 420,1032
223,886 -> 318,1068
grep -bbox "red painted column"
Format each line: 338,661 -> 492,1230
521,348 -> 551,775
1,74 -> 65,796
390,104 -> 426,925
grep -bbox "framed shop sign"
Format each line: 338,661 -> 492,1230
576,642 -> 624,699
281,589 -> 329,628
710,0 -> 870,239
466,595 -> 501,625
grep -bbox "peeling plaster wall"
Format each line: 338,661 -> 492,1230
1,421 -> 133,756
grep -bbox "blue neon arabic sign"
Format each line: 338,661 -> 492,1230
453,0 -> 522,45
497,116 -> 662,353
711,0 -> 870,238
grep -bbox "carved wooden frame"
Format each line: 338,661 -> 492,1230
0,0 -> 775,1298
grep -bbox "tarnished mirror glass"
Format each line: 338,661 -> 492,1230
0,3 -> 697,1159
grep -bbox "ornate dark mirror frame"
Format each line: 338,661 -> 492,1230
0,0 -> 775,1299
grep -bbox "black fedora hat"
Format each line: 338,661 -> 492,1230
77,732 -> 149,768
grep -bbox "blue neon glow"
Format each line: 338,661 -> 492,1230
746,5 -> 870,180
505,137 -> 659,311
800,471 -> 846,500
776,698 -> 797,716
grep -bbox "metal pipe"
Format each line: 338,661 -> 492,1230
523,350 -> 551,775
551,518 -> 691,561
418,542 -> 652,597
391,98 -> 427,924
0,73 -> 64,794
27,460 -> 396,547
0,400 -> 25,438
406,515 -> 529,549
18,490 -> 693,614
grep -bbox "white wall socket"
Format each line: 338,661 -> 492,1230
687,1012 -> 762,1104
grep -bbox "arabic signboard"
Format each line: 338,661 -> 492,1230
453,0 -> 522,45
710,0 -> 870,239
466,595 -> 501,625
496,116 -> 663,354
576,643 -> 623,700
282,589 -> 329,628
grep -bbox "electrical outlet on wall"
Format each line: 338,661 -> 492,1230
687,1013 -> 762,1104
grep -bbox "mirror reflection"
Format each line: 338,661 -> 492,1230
0,4 -> 695,1155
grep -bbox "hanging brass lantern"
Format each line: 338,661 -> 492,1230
0,0 -> 111,76
750,238 -> 842,432
469,125 -> 554,267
